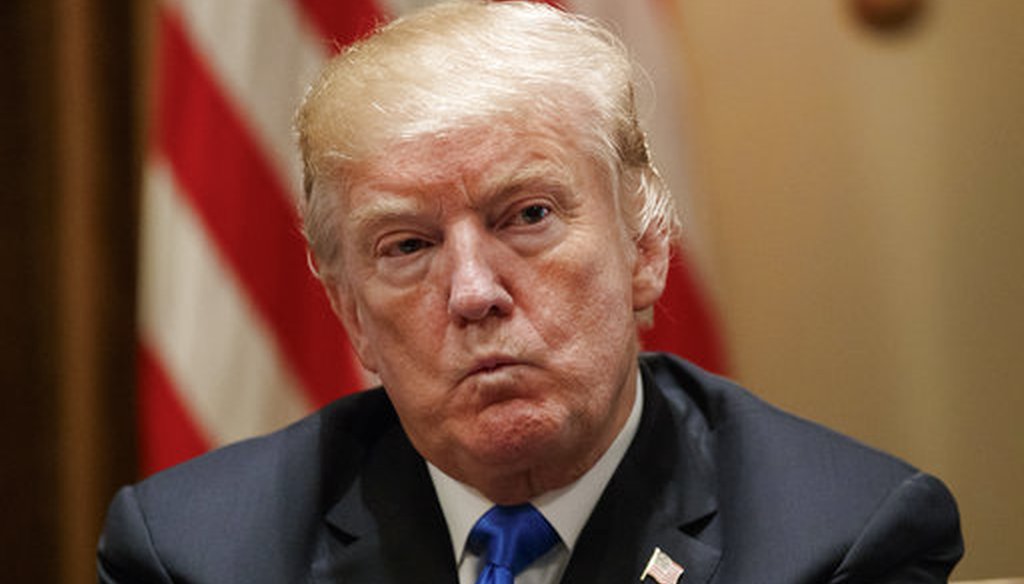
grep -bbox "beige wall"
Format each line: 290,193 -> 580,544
675,0 -> 1024,578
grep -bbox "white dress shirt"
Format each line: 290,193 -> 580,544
428,376 -> 644,584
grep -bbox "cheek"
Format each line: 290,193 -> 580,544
357,287 -> 447,376
530,244 -> 636,362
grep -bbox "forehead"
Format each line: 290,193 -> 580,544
341,119 -> 607,213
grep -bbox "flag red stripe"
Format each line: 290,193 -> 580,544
641,257 -> 729,374
291,0 -> 384,48
138,342 -> 212,475
155,11 -> 361,407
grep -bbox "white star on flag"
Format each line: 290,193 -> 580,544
641,546 -> 685,584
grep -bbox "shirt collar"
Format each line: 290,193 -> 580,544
428,374 -> 644,562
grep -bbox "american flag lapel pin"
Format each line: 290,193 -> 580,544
640,546 -> 685,584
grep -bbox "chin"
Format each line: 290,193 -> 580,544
463,400 -> 572,468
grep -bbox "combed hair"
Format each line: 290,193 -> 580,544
295,0 -> 679,279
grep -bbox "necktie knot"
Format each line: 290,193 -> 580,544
468,504 -> 559,583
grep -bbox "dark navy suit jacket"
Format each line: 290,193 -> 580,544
97,353 -> 963,583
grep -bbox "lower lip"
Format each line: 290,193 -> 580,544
464,364 -> 533,405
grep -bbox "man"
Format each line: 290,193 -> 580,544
98,2 -> 963,583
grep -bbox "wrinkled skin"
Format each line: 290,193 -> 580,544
324,121 -> 669,503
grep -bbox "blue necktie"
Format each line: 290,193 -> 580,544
467,504 -> 560,584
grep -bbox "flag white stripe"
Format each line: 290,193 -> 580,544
380,0 -> 433,16
169,0 -> 329,198
139,159 -> 314,446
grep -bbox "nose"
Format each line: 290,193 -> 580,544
446,222 -> 513,323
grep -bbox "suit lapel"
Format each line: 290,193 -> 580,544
561,361 -> 722,584
311,420 -> 459,584
306,358 -> 721,584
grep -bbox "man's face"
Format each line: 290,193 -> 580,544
325,119 -> 667,502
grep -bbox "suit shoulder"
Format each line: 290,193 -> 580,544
640,353 -> 963,580
641,352 -> 920,492
136,388 -> 395,496
99,389 -> 400,581
123,389 -> 398,541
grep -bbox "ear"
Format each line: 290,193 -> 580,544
324,278 -> 380,375
631,225 -> 671,313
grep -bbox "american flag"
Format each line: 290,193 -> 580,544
641,547 -> 686,584
138,0 -> 727,475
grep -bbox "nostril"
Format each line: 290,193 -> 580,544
447,274 -> 514,323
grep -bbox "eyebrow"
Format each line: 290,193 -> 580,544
482,158 -> 576,201
344,155 -> 580,236
346,195 -> 431,236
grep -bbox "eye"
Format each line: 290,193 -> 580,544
381,237 -> 433,257
510,203 -> 551,226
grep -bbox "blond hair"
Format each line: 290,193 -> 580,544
295,0 -> 678,279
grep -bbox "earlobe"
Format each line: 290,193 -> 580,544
325,280 -> 380,374
631,227 -> 670,312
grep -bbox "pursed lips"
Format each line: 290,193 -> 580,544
456,355 -> 540,409
461,355 -> 524,381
